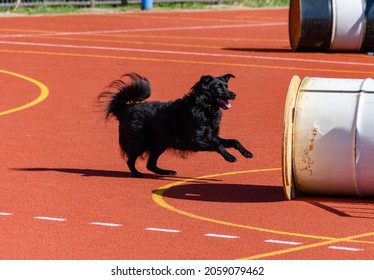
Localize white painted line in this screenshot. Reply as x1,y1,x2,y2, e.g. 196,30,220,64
204,233,239,239
265,239,302,246
0,23,286,38
90,222,122,227
145,227,181,233
34,216,66,222
0,212,13,216
0,40,373,68
328,246,363,252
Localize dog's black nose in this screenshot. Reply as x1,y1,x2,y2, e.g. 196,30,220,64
230,92,236,100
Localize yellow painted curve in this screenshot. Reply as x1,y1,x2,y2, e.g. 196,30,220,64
0,69,49,116
152,168,374,259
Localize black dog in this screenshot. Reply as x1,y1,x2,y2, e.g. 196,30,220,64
99,73,253,178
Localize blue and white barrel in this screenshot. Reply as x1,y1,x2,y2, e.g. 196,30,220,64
289,0,374,52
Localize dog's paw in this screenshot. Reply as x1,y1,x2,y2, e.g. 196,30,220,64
225,154,237,162
165,170,177,176
242,149,253,158
150,168,177,176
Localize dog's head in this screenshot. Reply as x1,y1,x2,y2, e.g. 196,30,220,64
191,74,236,110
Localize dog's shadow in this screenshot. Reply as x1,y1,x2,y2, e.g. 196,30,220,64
13,167,134,178
153,183,284,203
13,167,283,203
12,167,220,182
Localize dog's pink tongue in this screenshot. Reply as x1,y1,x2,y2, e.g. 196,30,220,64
223,99,231,109
219,98,231,109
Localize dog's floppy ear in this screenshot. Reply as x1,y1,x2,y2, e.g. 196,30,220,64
219,74,235,82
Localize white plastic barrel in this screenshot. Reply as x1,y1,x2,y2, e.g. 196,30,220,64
330,0,366,51
282,76,374,199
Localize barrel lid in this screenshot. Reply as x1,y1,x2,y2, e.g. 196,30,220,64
282,75,301,200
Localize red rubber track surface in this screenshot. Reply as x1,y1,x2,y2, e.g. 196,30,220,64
0,8,373,260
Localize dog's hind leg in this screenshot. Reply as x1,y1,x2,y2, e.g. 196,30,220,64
125,146,145,178
120,128,146,178
127,155,144,178
218,137,253,158
146,148,177,176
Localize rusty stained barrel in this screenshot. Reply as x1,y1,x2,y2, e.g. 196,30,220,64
282,76,374,200
289,0,374,52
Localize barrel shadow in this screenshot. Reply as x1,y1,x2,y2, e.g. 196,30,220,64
153,183,284,203
301,196,374,220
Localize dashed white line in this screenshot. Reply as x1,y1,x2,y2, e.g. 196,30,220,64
90,222,123,227
145,227,181,233
264,240,363,252
204,233,239,239
265,239,302,246
328,246,363,252
0,212,13,216
0,212,367,254
34,216,66,222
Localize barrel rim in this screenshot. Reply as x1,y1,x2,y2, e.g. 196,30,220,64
289,0,333,52
289,0,302,51
282,75,302,200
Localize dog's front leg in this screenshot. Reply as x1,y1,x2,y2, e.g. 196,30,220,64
215,142,237,162
196,139,237,162
218,137,253,158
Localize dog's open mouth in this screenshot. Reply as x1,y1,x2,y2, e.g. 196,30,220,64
217,98,231,110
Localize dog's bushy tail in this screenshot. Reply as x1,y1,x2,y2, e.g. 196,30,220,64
98,73,151,120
